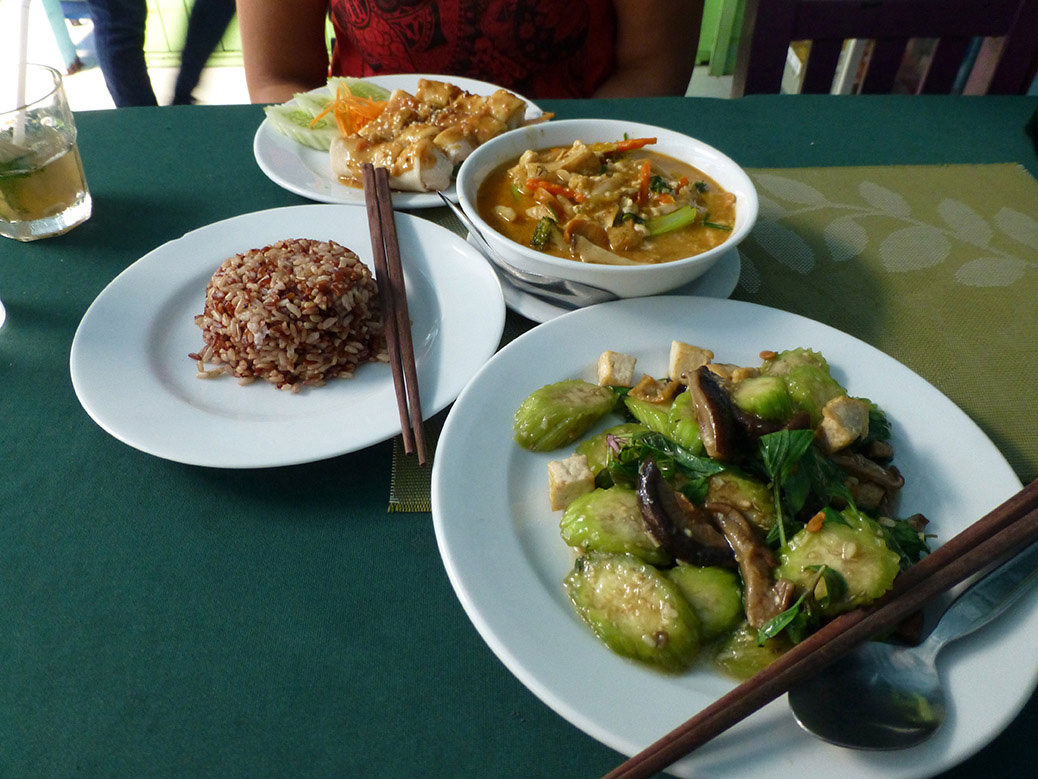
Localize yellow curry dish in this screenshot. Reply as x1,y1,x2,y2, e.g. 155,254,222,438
476,138,737,266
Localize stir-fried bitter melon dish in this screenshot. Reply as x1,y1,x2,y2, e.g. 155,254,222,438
477,138,736,265
512,343,932,678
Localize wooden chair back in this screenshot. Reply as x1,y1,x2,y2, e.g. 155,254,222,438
733,0,1038,95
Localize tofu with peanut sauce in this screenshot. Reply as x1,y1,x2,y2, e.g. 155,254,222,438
329,79,535,192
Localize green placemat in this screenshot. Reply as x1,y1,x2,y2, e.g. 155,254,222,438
737,163,1037,485
391,163,1038,511
386,202,529,511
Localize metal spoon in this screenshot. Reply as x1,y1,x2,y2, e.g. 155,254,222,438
788,539,1038,750
437,191,617,310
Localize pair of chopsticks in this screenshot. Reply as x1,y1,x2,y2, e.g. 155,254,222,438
362,163,428,465
604,478,1038,779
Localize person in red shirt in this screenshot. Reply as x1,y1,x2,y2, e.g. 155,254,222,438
238,0,702,103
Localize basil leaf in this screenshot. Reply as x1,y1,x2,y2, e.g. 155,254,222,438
805,564,847,607
679,479,711,506
758,429,815,547
800,445,857,508
879,517,932,568
757,590,809,644
758,429,815,483
866,403,892,444
821,506,850,527
636,432,726,480
782,463,811,516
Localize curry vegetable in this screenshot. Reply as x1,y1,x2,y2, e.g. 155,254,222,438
478,137,737,266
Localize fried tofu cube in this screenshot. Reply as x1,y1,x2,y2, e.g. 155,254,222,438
597,350,637,387
547,454,595,511
669,341,714,384
817,395,871,452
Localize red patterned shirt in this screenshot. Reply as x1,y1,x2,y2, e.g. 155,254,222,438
328,0,617,98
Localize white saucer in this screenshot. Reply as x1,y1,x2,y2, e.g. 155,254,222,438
500,247,742,322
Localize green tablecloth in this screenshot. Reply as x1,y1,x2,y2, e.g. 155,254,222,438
2,95,1036,778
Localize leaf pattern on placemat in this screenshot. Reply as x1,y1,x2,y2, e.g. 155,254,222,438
748,221,816,273
745,166,1037,290
858,181,912,217
938,198,994,246
753,174,828,206
955,257,1028,287
994,208,1038,251
879,225,951,272
738,251,763,293
823,217,868,262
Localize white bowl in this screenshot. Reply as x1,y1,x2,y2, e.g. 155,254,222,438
455,119,758,299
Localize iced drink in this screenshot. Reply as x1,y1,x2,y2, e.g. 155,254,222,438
1,64,91,241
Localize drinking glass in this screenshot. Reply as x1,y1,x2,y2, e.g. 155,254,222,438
0,63,92,241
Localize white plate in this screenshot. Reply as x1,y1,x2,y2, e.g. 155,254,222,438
70,204,505,468
431,296,1033,778
501,247,742,323
253,74,544,210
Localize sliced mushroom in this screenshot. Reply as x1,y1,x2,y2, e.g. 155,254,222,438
735,407,812,439
569,234,641,265
831,451,905,492
636,459,735,568
690,366,810,459
706,502,796,629
562,215,610,248
865,439,895,462
689,366,746,461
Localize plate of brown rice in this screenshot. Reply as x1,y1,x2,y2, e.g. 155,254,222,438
70,204,506,468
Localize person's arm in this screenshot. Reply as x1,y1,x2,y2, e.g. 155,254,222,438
237,0,331,103
593,0,703,97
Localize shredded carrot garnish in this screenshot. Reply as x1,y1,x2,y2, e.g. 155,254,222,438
615,136,657,152
310,84,387,137
526,178,585,202
589,137,658,155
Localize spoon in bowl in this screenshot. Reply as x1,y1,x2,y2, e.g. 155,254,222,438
437,191,617,310
787,539,1038,750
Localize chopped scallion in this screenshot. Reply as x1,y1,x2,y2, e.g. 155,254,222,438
646,205,699,236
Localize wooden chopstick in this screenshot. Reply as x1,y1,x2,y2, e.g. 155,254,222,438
604,478,1038,779
362,163,428,465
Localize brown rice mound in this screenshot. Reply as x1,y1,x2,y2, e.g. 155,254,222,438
191,238,387,391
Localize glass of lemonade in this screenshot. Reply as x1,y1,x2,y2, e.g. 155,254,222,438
0,63,92,241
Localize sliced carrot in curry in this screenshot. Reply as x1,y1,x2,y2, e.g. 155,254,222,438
526,178,585,202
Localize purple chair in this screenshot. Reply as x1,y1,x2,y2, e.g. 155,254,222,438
733,0,1038,95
